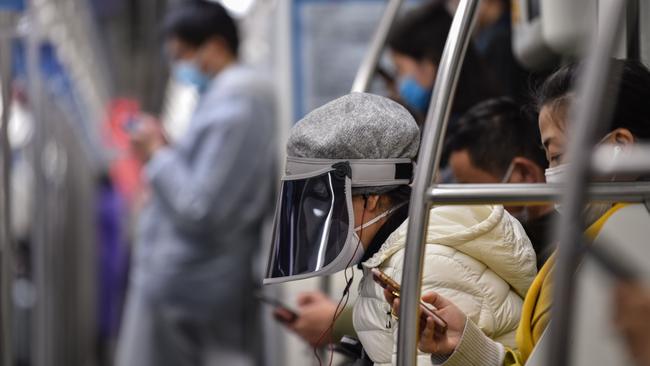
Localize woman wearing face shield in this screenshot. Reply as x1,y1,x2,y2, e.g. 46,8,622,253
264,93,537,365
399,59,650,366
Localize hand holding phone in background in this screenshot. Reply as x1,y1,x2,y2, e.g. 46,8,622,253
127,113,167,162
268,291,339,348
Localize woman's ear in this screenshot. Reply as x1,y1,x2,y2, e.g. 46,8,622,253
607,128,635,146
364,195,382,213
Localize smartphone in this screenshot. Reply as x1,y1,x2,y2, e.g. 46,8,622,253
371,268,448,333
255,293,299,323
122,116,141,134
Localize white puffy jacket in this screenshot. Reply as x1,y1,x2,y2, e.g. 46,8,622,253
352,205,537,365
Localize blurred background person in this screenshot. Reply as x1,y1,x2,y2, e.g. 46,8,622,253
387,2,502,123
445,97,554,268
116,2,276,366
448,0,532,100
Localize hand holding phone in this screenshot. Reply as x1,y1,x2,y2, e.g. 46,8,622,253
255,293,299,323
371,268,448,333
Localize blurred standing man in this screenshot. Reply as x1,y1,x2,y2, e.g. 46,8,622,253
116,2,276,366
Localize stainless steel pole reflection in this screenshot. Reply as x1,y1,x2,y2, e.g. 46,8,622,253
427,183,650,205
396,0,480,364
0,7,20,366
549,0,627,364
350,0,404,93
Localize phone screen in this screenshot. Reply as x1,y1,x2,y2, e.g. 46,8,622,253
255,293,299,323
370,269,448,333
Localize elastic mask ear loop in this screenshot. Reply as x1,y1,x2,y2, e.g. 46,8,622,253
354,200,408,232
610,145,622,182
501,162,516,184
314,196,366,366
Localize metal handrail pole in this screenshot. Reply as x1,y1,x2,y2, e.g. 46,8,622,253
350,0,404,93
427,182,650,205
396,0,480,364
0,9,18,366
25,3,49,364
549,0,627,364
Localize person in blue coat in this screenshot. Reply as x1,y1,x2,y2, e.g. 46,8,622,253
116,2,276,365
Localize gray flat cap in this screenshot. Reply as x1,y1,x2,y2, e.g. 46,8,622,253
287,92,420,194
288,93,420,160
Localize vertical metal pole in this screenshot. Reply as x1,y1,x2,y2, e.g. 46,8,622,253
396,0,479,365
0,10,17,366
350,0,404,93
549,0,627,365
25,1,47,364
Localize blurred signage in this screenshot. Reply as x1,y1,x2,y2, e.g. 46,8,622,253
0,0,24,11
291,0,386,120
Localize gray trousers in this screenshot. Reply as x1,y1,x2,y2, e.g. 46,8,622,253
115,288,253,366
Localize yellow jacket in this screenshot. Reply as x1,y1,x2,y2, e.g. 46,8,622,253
504,204,626,365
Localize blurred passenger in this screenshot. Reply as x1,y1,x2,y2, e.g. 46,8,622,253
387,2,502,122
265,93,536,365
445,98,554,268
397,59,650,366
274,291,353,348
116,2,276,366
449,0,531,100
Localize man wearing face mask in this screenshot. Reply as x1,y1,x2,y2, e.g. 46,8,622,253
116,2,276,366
446,98,555,269
386,2,501,123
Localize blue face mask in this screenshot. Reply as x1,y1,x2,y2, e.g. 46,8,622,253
398,77,432,114
173,61,211,93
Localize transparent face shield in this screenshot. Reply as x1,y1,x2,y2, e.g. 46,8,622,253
264,157,414,284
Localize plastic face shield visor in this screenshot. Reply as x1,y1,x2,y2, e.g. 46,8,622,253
264,157,414,284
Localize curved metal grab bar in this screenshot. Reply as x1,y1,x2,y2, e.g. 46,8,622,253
396,0,480,364
350,0,404,93
428,182,650,205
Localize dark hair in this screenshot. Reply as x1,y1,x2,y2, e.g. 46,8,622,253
387,3,502,114
163,0,239,55
445,97,548,176
536,59,650,140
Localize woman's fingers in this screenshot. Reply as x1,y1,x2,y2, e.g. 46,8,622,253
421,291,450,309
392,297,401,315
418,317,440,353
384,288,397,304
422,317,435,338
296,291,325,306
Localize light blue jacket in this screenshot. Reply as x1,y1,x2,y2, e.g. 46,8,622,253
132,64,276,340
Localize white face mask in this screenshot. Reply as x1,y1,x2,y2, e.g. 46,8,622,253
544,144,622,225
544,163,569,185
344,201,408,265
